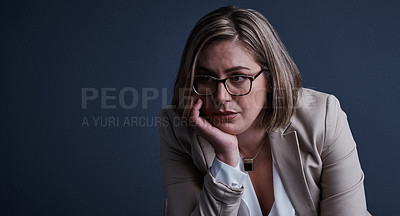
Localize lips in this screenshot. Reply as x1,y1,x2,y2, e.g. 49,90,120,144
212,111,238,121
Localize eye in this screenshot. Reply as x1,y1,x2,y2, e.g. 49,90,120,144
195,76,215,83
229,76,246,82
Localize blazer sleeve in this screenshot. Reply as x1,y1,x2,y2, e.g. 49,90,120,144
159,109,243,216
320,95,370,215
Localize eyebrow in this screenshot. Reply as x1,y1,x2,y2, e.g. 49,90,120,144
196,66,251,75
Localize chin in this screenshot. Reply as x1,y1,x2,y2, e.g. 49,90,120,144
214,123,245,135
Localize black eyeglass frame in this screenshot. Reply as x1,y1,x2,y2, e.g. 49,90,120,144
192,69,267,96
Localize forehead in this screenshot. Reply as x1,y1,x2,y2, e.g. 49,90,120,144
198,40,258,72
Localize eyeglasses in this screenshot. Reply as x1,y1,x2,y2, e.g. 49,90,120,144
193,69,266,96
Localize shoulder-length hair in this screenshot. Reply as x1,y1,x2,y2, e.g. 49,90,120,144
171,6,302,132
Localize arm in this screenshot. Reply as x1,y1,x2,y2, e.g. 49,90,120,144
320,95,370,215
159,109,244,216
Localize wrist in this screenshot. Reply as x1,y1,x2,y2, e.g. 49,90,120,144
215,148,240,167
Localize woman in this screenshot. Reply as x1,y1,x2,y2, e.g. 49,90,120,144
159,6,370,216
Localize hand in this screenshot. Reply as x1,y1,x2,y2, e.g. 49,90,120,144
188,95,239,167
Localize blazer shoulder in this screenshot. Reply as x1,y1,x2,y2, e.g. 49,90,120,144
294,88,343,123
290,88,346,152
293,88,330,125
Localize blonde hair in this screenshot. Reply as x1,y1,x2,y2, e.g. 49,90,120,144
171,6,302,132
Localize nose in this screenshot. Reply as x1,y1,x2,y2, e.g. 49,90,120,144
213,82,231,106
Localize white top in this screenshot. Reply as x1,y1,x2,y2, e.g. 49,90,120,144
211,154,297,216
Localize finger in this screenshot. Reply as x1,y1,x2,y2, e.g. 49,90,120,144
186,94,199,117
189,94,199,109
189,98,202,126
192,98,202,117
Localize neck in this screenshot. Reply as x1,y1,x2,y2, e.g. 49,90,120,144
237,125,266,157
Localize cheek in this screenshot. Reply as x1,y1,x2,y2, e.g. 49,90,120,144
254,89,267,108
240,89,267,110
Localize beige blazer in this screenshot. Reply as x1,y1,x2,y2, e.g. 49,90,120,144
159,88,370,216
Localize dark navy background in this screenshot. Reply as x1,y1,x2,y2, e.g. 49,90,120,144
2,0,399,215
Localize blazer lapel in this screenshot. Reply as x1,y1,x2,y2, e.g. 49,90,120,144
269,125,317,216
